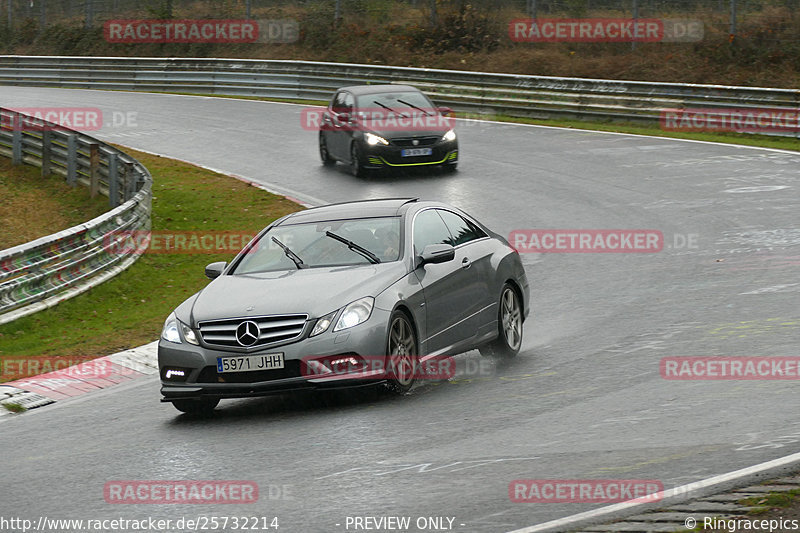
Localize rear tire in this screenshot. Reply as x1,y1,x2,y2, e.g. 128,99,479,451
172,398,219,415
384,311,418,395
479,283,523,359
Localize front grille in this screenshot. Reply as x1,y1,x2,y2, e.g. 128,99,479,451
197,361,303,384
391,136,440,147
198,314,308,348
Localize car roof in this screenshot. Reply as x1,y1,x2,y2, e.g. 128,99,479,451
278,198,419,224
336,84,422,97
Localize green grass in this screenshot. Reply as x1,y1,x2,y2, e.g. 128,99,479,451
489,114,800,153
741,489,800,515
0,157,109,250
0,148,301,375
1,402,27,413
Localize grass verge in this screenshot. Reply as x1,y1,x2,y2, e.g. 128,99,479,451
1,402,26,413
741,489,800,515
0,147,301,379
0,157,109,250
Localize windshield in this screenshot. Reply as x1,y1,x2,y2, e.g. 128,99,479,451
232,217,401,274
356,91,435,118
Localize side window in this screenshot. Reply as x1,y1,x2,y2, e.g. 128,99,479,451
413,210,453,255
332,92,349,114
343,92,354,113
437,210,487,246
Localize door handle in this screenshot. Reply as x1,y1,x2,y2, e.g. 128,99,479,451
461,257,471,269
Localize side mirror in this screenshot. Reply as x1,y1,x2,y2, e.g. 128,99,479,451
438,106,455,117
418,244,455,267
205,261,227,280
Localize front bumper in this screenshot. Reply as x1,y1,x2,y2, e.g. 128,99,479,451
159,309,390,402
362,140,458,169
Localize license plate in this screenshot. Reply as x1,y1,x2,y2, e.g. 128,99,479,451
401,148,433,157
217,353,284,373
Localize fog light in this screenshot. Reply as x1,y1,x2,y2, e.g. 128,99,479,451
330,356,361,373
162,367,190,382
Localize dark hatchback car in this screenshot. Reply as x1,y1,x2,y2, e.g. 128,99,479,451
158,198,529,414
318,85,458,177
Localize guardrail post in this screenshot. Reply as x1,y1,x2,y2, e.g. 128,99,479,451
84,0,93,29
89,142,100,198
38,0,45,32
41,129,52,177
108,152,119,207
66,134,77,186
11,122,22,165
527,0,537,19
122,161,134,201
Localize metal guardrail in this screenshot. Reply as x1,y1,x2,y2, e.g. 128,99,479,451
0,55,798,135
0,107,152,325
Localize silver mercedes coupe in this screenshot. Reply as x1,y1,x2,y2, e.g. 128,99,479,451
158,198,529,414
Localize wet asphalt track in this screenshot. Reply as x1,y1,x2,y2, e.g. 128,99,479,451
0,87,799,532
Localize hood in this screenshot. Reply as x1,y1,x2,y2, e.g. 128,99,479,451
357,116,452,140
187,262,408,324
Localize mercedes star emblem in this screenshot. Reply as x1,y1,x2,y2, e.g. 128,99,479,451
236,320,260,346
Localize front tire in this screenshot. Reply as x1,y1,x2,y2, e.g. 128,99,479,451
350,143,367,178
384,311,418,394
479,283,523,359
171,398,219,415
319,133,335,166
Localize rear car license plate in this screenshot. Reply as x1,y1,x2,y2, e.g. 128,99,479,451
217,353,284,373
401,148,433,157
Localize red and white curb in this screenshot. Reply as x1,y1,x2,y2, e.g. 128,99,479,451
0,341,158,416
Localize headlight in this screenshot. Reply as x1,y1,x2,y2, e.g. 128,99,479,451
161,313,181,344
310,310,337,337
161,312,199,345
181,322,199,345
365,132,389,146
442,129,456,142
334,297,374,332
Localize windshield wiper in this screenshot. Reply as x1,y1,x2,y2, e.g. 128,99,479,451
325,231,381,264
271,236,306,269
372,100,409,119
397,98,432,116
